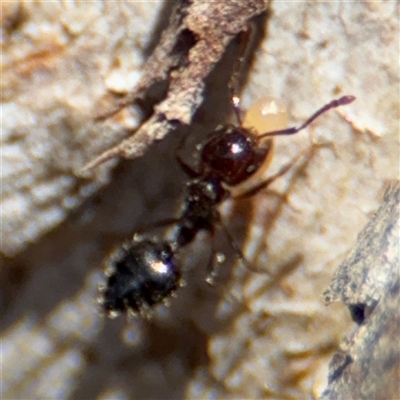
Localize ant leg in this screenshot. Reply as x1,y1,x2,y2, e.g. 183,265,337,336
257,95,356,139
134,217,181,237
218,220,272,274
205,245,226,286
174,134,201,178
218,220,255,271
175,152,200,178
229,24,254,126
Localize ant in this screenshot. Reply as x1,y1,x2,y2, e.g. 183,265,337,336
98,34,355,318
99,91,355,318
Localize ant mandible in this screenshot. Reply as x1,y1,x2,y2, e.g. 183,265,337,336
99,32,355,318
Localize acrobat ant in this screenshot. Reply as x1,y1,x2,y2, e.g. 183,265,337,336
98,31,355,318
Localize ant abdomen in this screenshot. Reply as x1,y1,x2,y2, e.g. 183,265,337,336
200,124,272,186
101,239,181,317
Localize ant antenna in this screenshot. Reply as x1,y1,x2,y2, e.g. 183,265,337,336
229,25,255,126
258,95,356,139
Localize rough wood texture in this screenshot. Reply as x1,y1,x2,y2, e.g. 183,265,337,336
85,0,267,169
322,181,400,400
1,2,165,256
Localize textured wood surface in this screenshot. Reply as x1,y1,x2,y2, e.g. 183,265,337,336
2,2,398,399
322,181,400,400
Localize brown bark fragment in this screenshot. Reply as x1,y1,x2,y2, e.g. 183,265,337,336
322,181,400,400
85,0,267,170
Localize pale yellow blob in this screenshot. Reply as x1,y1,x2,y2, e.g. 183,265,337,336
243,96,288,134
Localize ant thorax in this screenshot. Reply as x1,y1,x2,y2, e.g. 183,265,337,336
176,177,227,247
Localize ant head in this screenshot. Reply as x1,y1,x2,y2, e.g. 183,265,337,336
101,239,181,317
200,124,272,186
